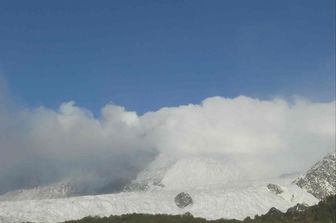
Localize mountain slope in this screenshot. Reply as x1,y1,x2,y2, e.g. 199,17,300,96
60,195,336,223
156,157,242,190
0,181,77,202
0,155,319,223
295,152,336,199
125,154,176,191
126,155,247,191
0,179,318,223
1,152,335,223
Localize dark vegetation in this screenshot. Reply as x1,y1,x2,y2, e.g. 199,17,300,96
62,195,335,223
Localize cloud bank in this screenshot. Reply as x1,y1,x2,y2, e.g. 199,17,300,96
0,81,334,194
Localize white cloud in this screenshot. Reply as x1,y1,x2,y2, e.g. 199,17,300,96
0,87,334,193
140,96,334,177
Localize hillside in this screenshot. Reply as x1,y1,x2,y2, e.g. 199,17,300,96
295,152,336,199
62,195,336,223
0,153,334,223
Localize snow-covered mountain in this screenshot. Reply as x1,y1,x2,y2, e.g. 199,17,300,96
0,181,78,202
0,174,318,223
127,155,244,191
294,151,336,199
0,153,326,223
125,154,176,191
0,176,128,202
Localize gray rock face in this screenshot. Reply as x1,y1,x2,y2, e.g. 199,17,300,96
267,183,284,195
266,207,283,217
286,203,309,214
295,152,336,199
174,192,193,208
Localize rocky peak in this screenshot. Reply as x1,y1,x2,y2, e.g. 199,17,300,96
294,152,336,199
266,207,283,217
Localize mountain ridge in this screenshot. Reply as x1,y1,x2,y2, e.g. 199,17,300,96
294,152,336,199
0,152,334,223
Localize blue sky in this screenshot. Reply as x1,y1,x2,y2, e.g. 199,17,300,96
0,0,335,114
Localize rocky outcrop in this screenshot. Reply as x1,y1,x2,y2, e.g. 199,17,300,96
265,207,283,218
295,152,336,199
174,192,193,208
286,203,309,214
267,183,283,195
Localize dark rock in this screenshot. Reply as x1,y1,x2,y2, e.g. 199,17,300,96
174,192,193,208
243,216,253,222
294,152,336,199
286,203,309,214
182,212,193,217
267,183,284,195
266,207,283,216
